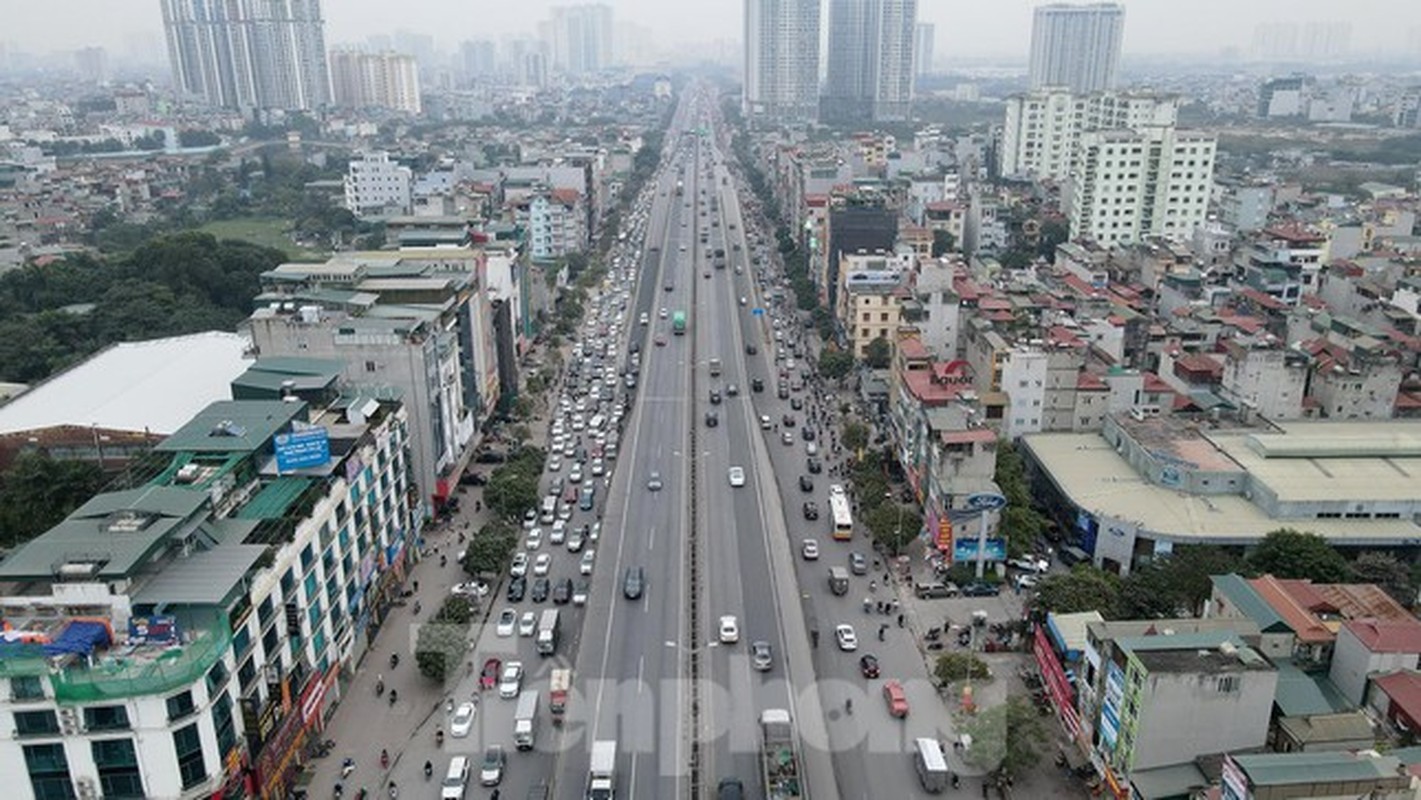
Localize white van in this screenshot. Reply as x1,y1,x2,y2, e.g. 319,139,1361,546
441,755,470,799
913,738,950,793
540,495,557,523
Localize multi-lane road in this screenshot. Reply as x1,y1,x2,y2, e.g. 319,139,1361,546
414,87,957,800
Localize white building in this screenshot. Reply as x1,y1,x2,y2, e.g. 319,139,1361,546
1028,2,1124,93
1000,88,1179,182
1000,346,1049,439
1067,127,1217,246
1219,341,1310,420
344,151,412,219
743,0,821,125
539,3,614,76
914,22,934,78
329,50,422,114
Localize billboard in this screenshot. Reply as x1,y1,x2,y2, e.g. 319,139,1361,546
275,427,331,472
936,518,953,553
952,537,1007,563
129,615,180,645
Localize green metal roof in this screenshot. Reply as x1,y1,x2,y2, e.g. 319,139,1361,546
156,400,305,454
236,477,314,521
1211,574,1291,633
0,486,208,580
1272,660,1355,716
1232,751,1401,786
231,357,343,397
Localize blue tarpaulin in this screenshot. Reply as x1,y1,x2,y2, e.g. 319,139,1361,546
42,621,112,657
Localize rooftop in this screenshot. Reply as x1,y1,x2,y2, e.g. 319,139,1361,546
1231,751,1406,788
0,332,251,437
1344,619,1421,654
157,400,306,455
1119,632,1272,674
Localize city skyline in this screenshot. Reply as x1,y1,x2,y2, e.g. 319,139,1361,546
4,0,1420,63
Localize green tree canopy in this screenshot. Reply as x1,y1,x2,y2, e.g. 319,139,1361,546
866,503,920,554
862,337,892,369
1246,529,1353,583
842,421,870,452
1031,565,1122,618
462,520,519,577
0,453,106,547
931,229,956,257
935,652,990,684
818,349,854,381
959,695,1051,779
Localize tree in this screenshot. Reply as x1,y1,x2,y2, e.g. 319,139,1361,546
818,349,854,382
862,337,892,369
415,596,475,681
958,696,1051,779
935,652,990,684
1119,561,1185,619
1246,529,1353,583
1352,552,1415,607
461,521,519,576
0,453,106,547
931,229,957,257
842,421,870,452
866,503,920,554
1160,545,1242,615
1031,565,1122,618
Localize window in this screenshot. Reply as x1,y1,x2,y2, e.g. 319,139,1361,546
165,690,196,722
11,674,45,701
205,661,229,697
15,710,60,737
172,722,207,790
83,706,130,732
23,743,73,800
1217,675,1239,693
212,693,238,755
92,738,143,798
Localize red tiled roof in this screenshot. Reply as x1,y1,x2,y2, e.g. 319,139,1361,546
940,428,996,445
1345,619,1421,654
1061,274,1104,297
1263,224,1327,245
1250,575,1335,643
1175,354,1223,378
1142,373,1174,394
1238,286,1287,311
902,369,968,406
549,188,581,205
896,337,929,360
1077,372,1108,391
979,297,1013,311
1373,671,1421,729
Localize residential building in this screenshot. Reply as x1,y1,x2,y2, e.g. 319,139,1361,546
900,258,962,357
1216,178,1276,234
513,188,589,260
540,4,614,76
821,0,918,123
914,22,934,78
1330,619,1421,706
1258,76,1308,118
1394,86,1421,128
1027,2,1125,93
249,251,500,512
999,88,1178,182
343,152,412,219
0,387,413,800
743,0,821,125
1219,339,1310,420
328,50,422,114
1240,225,1329,303
1222,751,1414,800
827,203,898,315
160,0,331,110
839,255,906,358
1302,338,1404,420
1068,127,1217,246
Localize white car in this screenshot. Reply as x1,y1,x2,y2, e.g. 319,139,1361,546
499,661,524,699
523,509,538,530
801,539,820,560
451,581,489,599
510,552,529,578
533,553,552,577
550,520,567,544
1009,556,1050,574
581,549,597,575
449,702,477,738
495,608,517,637
728,466,746,487
719,615,740,644
518,611,537,637
526,528,543,550
590,458,605,477
647,471,663,491
547,455,562,472
569,464,584,483
835,624,859,652
573,581,589,606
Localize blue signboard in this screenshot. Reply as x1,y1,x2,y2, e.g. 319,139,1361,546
965,492,1007,512
752,308,764,316
275,427,331,472
129,615,180,645
952,537,1008,563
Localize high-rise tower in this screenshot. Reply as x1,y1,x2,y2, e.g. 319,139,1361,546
743,0,822,126
1027,2,1124,93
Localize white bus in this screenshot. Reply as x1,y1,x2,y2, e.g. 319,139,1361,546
829,484,853,541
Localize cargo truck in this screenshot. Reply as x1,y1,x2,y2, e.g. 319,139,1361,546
513,690,539,751
587,739,617,800
537,609,561,656
760,709,805,800
550,669,571,726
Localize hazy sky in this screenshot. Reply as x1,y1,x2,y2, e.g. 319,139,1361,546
5,0,1418,59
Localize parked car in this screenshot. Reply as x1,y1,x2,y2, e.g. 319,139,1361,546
961,582,1001,597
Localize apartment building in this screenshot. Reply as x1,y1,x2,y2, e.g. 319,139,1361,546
1000,88,1178,182
328,50,422,114
343,151,412,219
1068,127,1217,246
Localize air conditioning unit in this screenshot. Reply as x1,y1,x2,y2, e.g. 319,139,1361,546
58,707,81,736
75,776,97,800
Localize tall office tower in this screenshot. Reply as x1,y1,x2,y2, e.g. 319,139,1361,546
914,22,935,78
542,4,614,76
461,39,498,82
744,0,821,126
160,0,330,110
74,46,109,84
329,51,422,114
1028,2,1124,92
822,0,917,123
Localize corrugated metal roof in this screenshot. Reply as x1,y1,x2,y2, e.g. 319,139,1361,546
1232,751,1400,787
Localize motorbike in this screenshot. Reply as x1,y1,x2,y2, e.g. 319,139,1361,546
423,761,433,780
390,653,399,669
379,750,389,769
375,681,384,697
341,758,355,779
435,729,444,747
388,690,398,706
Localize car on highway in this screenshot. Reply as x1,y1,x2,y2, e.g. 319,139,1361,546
568,463,583,483
835,624,859,652
803,501,820,520
479,658,501,691
495,609,517,637
726,383,739,397
859,653,881,678
581,549,596,575
479,745,505,786
882,680,910,718
655,333,667,346
499,661,524,699
506,577,526,602
751,376,763,390
781,414,796,427
519,611,537,637
573,579,590,606
708,389,722,404
781,431,794,445
660,308,669,319
450,702,477,738
728,466,746,487
961,581,1001,597
579,486,595,511
719,615,740,644
798,475,813,492
526,528,543,550
523,509,538,530
705,411,719,427
746,344,758,356
802,427,816,441
807,456,822,474
567,527,586,552
624,566,646,600
549,520,567,545
717,778,746,800
760,414,772,430
531,577,551,603
553,578,574,605
532,553,552,577
647,471,663,491
751,641,773,672
801,539,819,560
